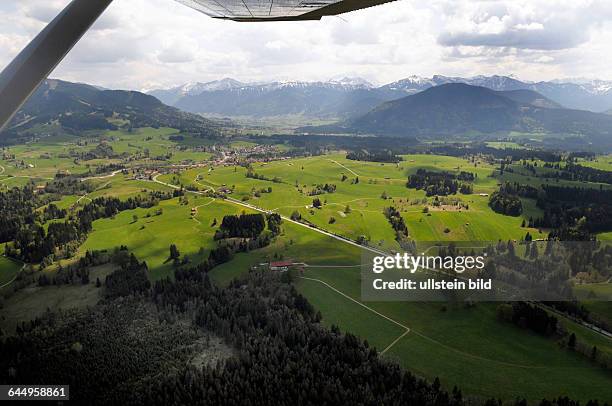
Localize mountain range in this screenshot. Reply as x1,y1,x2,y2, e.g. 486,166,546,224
4,77,612,151
149,77,380,119
148,75,612,119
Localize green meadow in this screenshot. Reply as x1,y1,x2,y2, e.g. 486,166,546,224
0,256,22,287
295,264,612,402
2,133,611,402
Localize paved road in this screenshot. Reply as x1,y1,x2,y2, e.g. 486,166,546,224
81,169,123,181
151,173,612,341
152,173,389,256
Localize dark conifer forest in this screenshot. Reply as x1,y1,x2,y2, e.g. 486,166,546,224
0,263,601,406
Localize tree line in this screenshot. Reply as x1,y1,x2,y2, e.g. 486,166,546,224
346,149,402,163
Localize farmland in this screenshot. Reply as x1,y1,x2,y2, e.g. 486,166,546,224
1,129,611,402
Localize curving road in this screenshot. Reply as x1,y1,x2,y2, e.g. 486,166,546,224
151,172,612,341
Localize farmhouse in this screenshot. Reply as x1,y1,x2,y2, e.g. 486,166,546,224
269,261,293,272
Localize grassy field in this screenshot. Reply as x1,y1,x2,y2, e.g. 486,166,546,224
0,264,115,333
294,264,612,402
160,153,544,247
80,196,248,280
0,127,212,185
579,155,612,171
3,133,612,402
0,256,22,287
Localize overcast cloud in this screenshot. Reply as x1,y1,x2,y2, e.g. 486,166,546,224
1,0,612,90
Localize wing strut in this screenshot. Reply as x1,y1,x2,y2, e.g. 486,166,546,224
0,0,114,131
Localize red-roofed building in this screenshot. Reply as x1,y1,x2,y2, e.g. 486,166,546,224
269,261,293,272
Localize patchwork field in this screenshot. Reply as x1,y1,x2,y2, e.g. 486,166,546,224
1,133,611,402
160,153,545,248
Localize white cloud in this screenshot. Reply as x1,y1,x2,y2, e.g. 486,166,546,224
1,0,612,90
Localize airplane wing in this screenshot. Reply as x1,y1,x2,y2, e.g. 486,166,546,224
0,0,397,131
175,0,396,21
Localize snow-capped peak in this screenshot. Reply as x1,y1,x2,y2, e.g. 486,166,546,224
328,77,374,89
179,78,245,95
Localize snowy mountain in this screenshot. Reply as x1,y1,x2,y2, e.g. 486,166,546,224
148,75,612,118
149,77,379,118
149,78,246,105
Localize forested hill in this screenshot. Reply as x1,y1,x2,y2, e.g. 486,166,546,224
2,79,220,140
347,83,612,138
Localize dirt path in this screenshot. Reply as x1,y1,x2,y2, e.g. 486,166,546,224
191,198,216,225
298,275,410,354
328,159,360,177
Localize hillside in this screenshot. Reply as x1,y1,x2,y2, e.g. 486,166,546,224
2,79,220,141
379,75,612,112
345,84,612,141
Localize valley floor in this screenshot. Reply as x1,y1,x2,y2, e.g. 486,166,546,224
1,129,611,402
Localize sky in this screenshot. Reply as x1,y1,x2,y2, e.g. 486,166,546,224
1,0,612,91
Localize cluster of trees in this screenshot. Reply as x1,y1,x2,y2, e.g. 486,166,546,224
73,142,117,161
209,214,282,263
216,213,267,239
10,219,83,263
383,206,409,237
77,195,161,234
459,184,473,194
489,191,523,216
346,149,402,163
252,186,273,197
246,169,283,183
92,163,125,175
488,182,542,216
104,253,151,298
44,175,95,195
383,206,410,248
407,169,474,196
499,182,540,199
41,203,67,222
309,183,336,195
266,213,282,235
456,171,475,181
497,302,558,336
489,180,612,239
